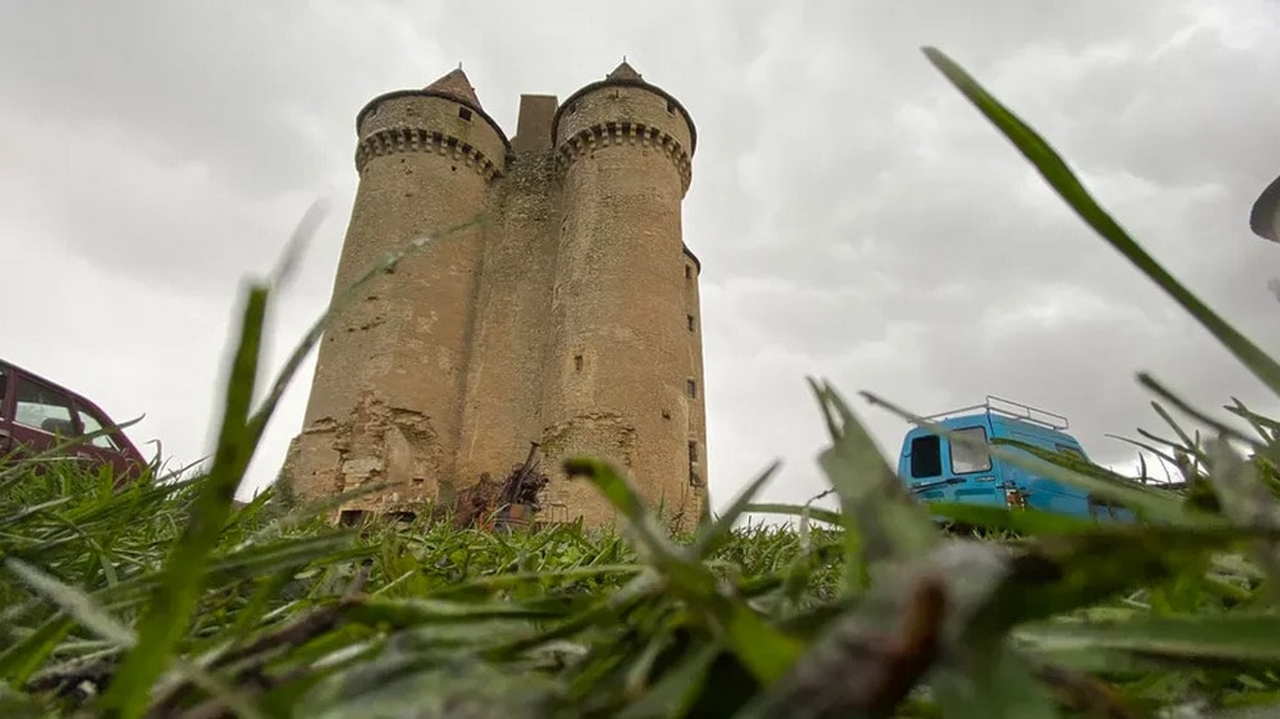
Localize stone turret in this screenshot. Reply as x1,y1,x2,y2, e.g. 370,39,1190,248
284,61,707,529
537,61,704,526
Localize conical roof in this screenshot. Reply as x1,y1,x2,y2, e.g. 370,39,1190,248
606,60,643,82
424,67,482,109
552,58,698,153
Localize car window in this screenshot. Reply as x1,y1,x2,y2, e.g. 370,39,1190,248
76,407,120,450
910,435,941,478
15,378,75,435
950,426,992,473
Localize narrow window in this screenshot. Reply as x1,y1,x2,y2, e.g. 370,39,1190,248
688,440,700,486
686,379,696,398
687,314,695,332
458,107,473,121
685,265,692,279
909,435,942,478
666,100,676,114
568,102,578,115
950,427,992,474
574,355,584,372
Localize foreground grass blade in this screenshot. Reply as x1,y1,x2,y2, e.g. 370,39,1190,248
692,461,780,558
1017,615,1280,662
101,284,267,718
922,46,1280,399
5,559,134,649
809,379,937,593
740,503,842,527
565,458,804,684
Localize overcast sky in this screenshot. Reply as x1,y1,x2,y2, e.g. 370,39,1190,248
3,1,1279,511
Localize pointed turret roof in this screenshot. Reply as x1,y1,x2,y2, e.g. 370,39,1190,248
356,65,511,153
606,60,643,82
424,67,483,109
552,58,698,154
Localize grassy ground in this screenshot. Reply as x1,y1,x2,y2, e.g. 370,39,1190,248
4,48,1280,718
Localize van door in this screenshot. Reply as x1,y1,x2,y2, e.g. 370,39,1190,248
10,372,78,460
946,426,1003,505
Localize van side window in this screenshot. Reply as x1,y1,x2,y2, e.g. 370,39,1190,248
76,407,120,450
910,435,941,478
15,378,75,435
950,426,992,473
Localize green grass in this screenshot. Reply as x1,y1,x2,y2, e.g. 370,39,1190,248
4,47,1280,717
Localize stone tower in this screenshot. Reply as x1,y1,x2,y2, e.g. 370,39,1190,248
284,61,707,530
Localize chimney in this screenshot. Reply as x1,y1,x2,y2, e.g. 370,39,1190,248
513,94,558,153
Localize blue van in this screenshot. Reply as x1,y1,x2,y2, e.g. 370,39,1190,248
896,396,1130,520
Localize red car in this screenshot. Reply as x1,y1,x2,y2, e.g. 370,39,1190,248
0,359,148,479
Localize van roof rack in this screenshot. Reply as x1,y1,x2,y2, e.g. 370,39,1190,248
920,395,1069,431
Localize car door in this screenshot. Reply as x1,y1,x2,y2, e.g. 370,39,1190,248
10,370,79,460
73,401,136,478
0,365,13,458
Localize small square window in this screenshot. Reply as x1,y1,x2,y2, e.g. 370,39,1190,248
687,314,695,332
686,379,696,398
458,107,473,121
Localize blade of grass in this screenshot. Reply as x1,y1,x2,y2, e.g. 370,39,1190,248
1017,615,1280,662
4,559,134,648
692,461,780,558
101,283,267,718
741,503,842,526
922,46,1280,399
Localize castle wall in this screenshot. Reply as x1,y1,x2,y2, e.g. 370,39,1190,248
289,93,504,513
537,84,702,530
457,97,561,489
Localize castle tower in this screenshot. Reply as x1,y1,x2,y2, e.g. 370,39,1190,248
283,61,707,529
536,61,705,526
285,68,508,516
